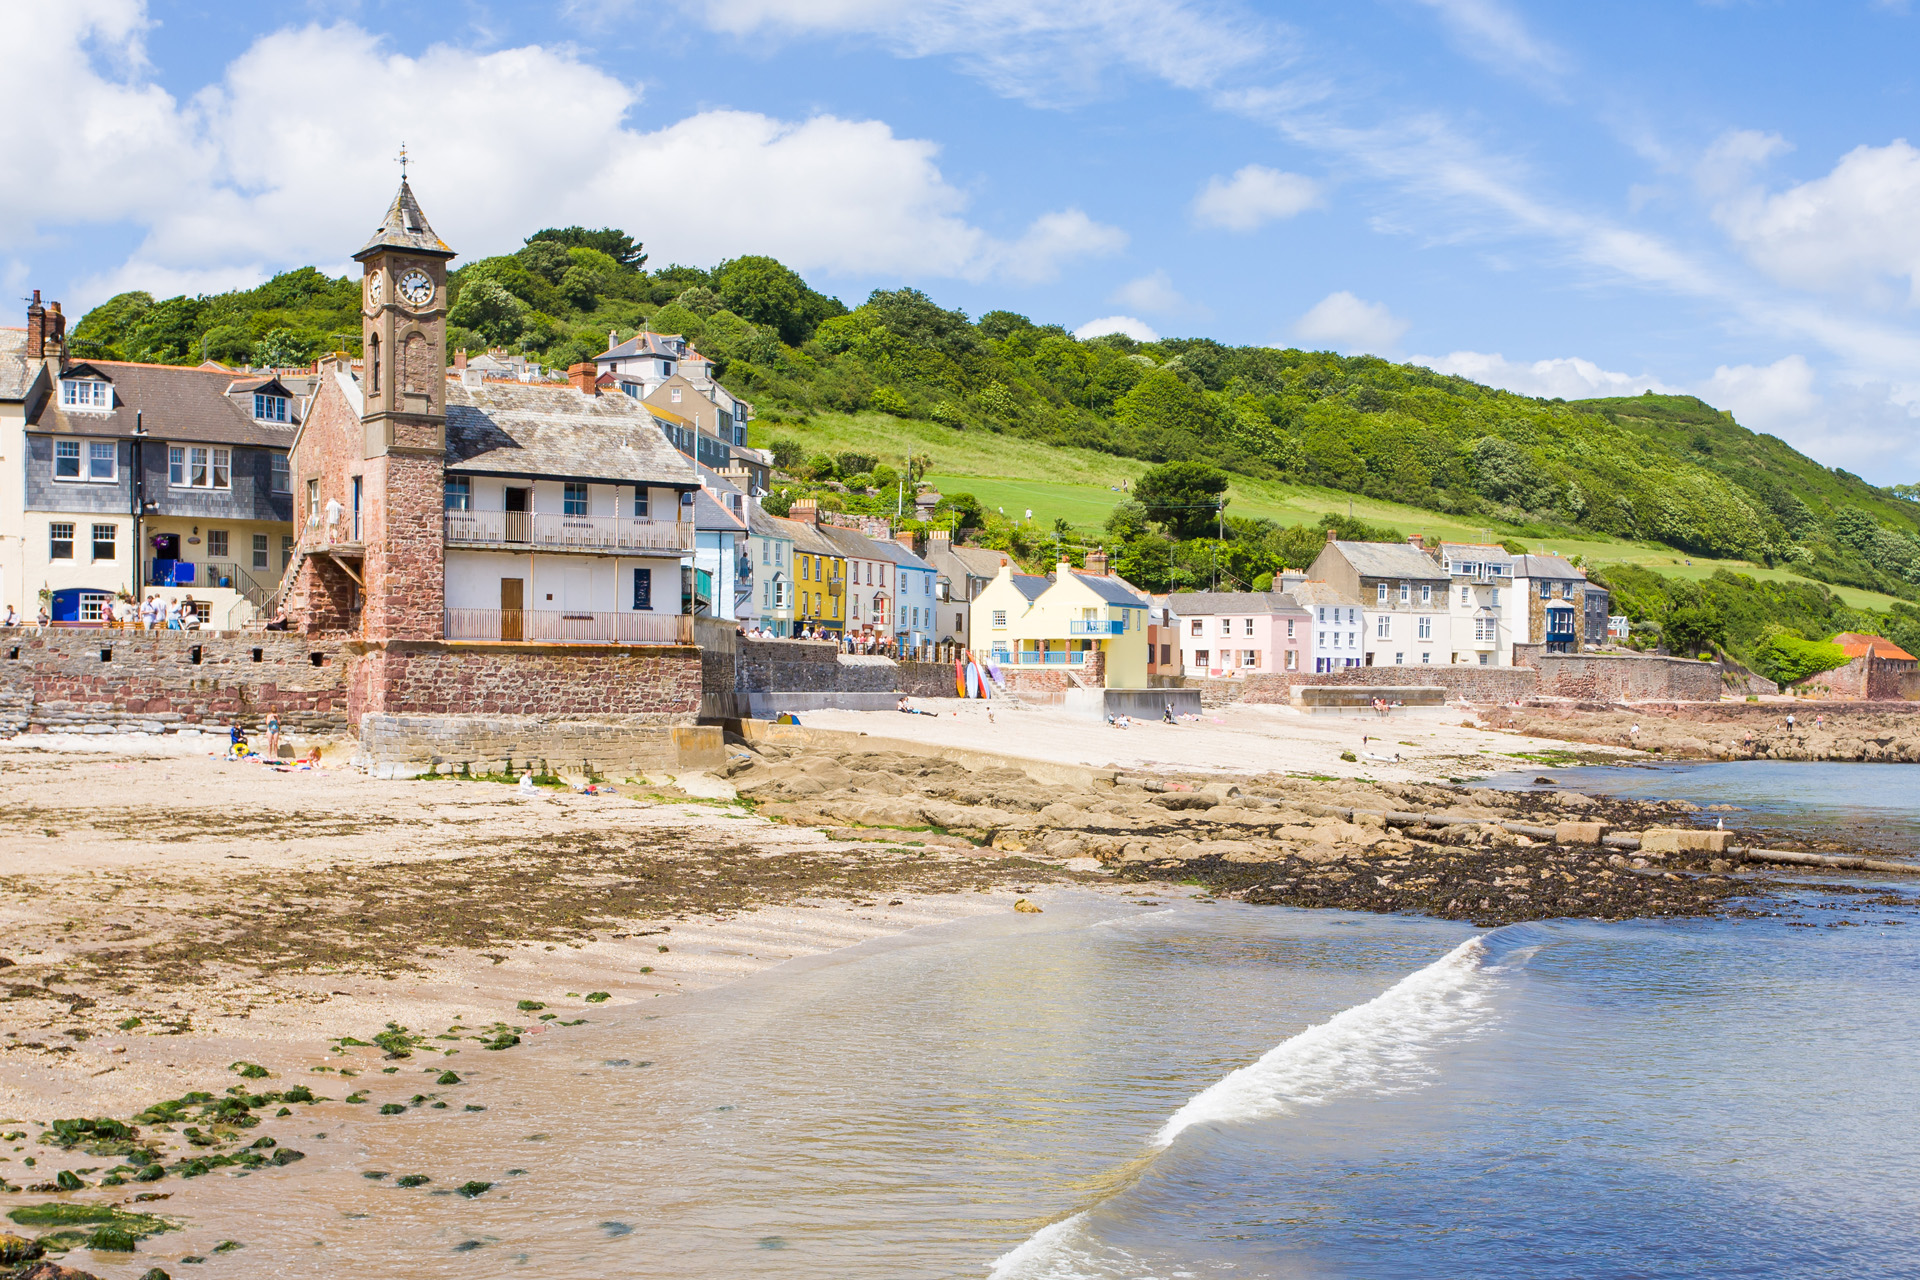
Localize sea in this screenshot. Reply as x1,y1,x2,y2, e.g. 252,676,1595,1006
125,765,1920,1279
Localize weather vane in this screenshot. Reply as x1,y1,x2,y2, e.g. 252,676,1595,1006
397,142,408,180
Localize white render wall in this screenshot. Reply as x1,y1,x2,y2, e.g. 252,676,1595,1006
443,549,683,614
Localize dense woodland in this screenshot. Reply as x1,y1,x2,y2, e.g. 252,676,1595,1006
67,226,1920,670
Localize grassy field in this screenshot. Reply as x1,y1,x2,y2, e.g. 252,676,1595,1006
755,411,1906,611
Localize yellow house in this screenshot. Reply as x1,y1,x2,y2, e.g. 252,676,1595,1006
971,558,1151,687
777,501,846,636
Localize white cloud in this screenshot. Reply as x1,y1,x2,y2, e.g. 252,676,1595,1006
1191,165,1323,231
1074,315,1159,342
1700,357,1920,483
1706,135,1920,305
1108,269,1203,316
1292,291,1408,353
14,8,1125,309
696,0,1276,104
1413,350,1674,400
983,208,1128,284
1407,0,1568,77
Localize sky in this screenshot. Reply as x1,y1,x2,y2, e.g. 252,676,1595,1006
7,0,1920,483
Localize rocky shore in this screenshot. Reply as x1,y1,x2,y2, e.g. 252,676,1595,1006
1488,702,1920,762
723,743,1892,926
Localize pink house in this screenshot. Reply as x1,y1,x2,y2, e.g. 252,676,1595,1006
1167,590,1311,677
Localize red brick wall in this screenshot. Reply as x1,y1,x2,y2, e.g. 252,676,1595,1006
2,631,349,734
347,642,702,723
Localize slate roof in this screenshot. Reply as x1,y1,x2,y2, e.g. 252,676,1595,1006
1164,590,1305,616
0,328,36,401
691,487,744,532
356,180,454,259
746,502,791,540
1329,540,1447,581
817,524,893,565
866,534,935,575
26,360,298,447
1069,572,1147,607
925,543,1006,587
769,514,843,559
598,331,685,362
1285,580,1363,609
1009,573,1050,602
1438,542,1515,572
1511,554,1583,580
444,379,699,487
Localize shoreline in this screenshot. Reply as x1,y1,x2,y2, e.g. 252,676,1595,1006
2,711,1914,1275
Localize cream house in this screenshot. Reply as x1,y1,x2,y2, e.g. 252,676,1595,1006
971,558,1151,687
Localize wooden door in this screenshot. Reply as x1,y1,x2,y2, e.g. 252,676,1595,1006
500,577,524,642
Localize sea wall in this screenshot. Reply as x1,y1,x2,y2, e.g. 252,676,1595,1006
0,629,350,735
1188,652,1718,707
355,713,723,780
347,641,704,723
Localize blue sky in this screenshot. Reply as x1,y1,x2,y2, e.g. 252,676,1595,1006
9,0,1920,481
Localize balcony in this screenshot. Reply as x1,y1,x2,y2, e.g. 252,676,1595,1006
993,648,1089,665
443,510,695,555
444,609,693,645
1069,619,1125,635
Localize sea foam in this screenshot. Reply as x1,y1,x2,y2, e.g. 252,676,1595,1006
988,934,1504,1279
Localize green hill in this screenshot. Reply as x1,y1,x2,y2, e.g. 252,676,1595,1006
70,229,1920,609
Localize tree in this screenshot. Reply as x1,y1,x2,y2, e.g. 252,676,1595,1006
1105,499,1149,541
447,280,529,346
767,437,806,471
1134,461,1228,540
714,255,844,346
526,226,646,271
253,328,309,368
1750,628,1849,688
934,492,985,530
1113,369,1214,459
1661,605,1725,657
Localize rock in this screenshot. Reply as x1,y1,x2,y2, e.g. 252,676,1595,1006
990,830,1031,852
1551,791,1596,809
1063,857,1102,873
1012,899,1043,914
139,1270,172,1280
1199,782,1242,801
1640,828,1731,854
1554,821,1608,844
17,1265,104,1280
1607,854,1630,869
1708,859,1732,873
0,1233,44,1265
1296,844,1345,866
456,1180,494,1198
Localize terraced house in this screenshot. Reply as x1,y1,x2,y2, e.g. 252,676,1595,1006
2,291,296,626
1309,535,1450,668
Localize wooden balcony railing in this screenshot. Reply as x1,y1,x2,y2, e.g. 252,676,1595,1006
444,609,693,645
443,510,695,554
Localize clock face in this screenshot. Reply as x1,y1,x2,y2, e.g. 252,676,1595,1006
365,270,383,305
398,269,434,308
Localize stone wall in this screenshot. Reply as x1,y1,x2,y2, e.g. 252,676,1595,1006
1822,655,1920,701
356,713,721,780
347,641,703,722
1535,653,1720,702
0,630,350,735
1188,652,1717,706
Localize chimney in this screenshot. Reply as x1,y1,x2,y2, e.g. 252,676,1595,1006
790,497,819,524
25,290,45,359
1086,548,1109,576
454,348,467,371
567,362,598,396
1056,556,1073,580
1408,535,1423,549
929,529,951,545
1325,527,1337,544
608,328,618,351
1280,570,1306,592
895,530,917,554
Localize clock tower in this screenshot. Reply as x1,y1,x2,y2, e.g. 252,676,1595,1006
348,176,457,642
354,178,455,458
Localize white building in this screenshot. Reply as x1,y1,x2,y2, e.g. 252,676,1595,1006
1436,542,1515,665
1283,577,1365,673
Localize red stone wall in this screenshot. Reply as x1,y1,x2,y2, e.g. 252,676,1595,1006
2,631,349,734
1190,652,1718,706
347,642,702,724
278,554,358,636
1820,656,1920,701
360,452,445,642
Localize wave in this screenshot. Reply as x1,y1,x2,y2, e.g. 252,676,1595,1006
987,932,1515,1279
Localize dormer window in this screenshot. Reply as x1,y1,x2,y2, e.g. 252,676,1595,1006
254,393,289,422
60,379,111,411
